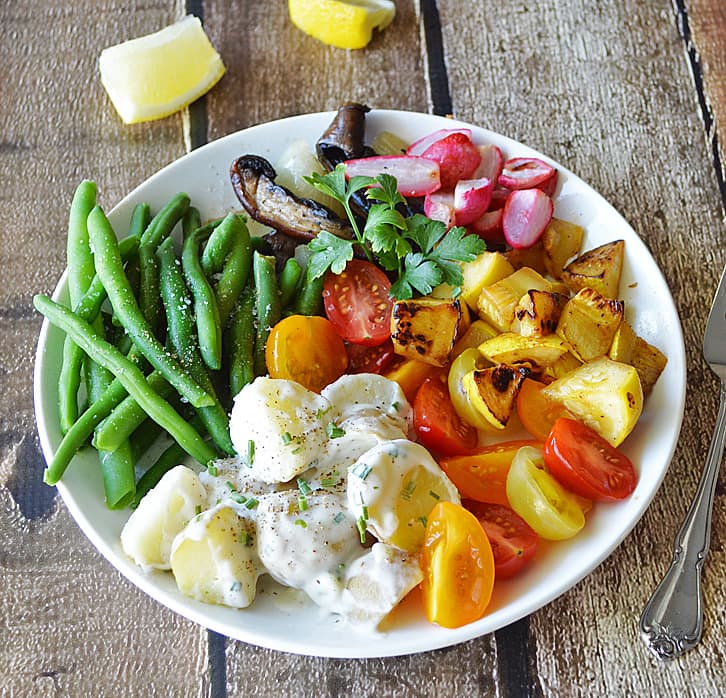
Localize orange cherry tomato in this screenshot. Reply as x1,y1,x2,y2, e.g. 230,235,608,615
420,501,495,628
439,440,542,505
516,378,571,441
265,315,348,392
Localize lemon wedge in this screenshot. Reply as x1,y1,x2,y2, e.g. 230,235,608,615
288,0,395,50
99,15,225,124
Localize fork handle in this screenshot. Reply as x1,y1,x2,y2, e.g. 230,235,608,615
639,380,726,660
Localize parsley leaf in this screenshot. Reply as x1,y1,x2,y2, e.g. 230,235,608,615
306,231,354,280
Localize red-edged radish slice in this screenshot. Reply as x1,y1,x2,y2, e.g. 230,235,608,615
424,190,456,228
421,133,482,188
406,128,473,156
344,155,441,197
536,170,559,197
470,209,504,242
488,187,511,211
498,157,556,190
453,177,492,226
502,189,553,249
472,144,504,182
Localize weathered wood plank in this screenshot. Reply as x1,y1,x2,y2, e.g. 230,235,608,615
439,0,726,695
0,2,212,695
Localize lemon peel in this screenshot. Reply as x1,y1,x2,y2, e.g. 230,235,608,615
99,15,225,124
288,0,395,50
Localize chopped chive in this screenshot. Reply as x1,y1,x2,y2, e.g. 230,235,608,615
231,493,247,505
295,519,307,528
298,495,308,511
297,478,312,495
401,479,416,501
392,401,400,412
316,406,332,420
335,562,345,581
429,490,440,500
239,531,250,546
207,464,219,477
230,581,242,592
326,422,345,439
281,431,293,445
333,511,345,524
194,505,202,515
356,516,367,543
321,471,340,488
245,439,255,466
419,515,428,527
226,481,237,492
292,446,302,454
351,463,372,480
244,498,259,509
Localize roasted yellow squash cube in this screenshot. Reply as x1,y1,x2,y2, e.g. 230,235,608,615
542,218,585,279
556,287,624,361
631,336,668,395
390,297,469,367
459,251,515,310
562,240,625,298
511,289,568,337
504,242,548,276
451,319,499,359
608,319,638,363
462,364,530,429
478,332,570,369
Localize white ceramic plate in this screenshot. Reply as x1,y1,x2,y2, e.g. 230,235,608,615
34,110,686,658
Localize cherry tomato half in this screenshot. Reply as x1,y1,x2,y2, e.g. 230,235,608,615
506,445,587,541
439,440,542,506
265,315,348,392
465,501,539,579
516,378,571,442
420,501,495,628
322,259,393,346
345,338,395,374
413,376,478,456
544,418,637,501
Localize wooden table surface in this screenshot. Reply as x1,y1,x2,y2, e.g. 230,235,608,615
2,1,725,696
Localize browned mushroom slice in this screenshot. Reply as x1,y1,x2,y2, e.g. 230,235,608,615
230,155,353,242
316,102,370,170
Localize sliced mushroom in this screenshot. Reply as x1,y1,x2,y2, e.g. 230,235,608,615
230,155,353,242
316,102,370,170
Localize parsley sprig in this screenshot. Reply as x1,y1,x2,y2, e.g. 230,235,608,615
304,166,486,300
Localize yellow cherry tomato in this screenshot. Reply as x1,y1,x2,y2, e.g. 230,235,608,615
265,315,348,392
505,446,587,540
420,501,495,629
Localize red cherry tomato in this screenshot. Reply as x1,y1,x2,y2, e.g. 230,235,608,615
543,418,637,501
465,501,539,579
413,376,478,456
322,259,393,346
345,338,395,374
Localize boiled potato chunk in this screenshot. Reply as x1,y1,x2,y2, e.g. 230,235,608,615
391,296,469,366
451,318,499,359
556,287,624,361
347,439,460,552
542,218,585,279
477,332,570,368
170,506,260,608
462,364,530,429
511,290,568,337
542,357,643,446
544,350,583,380
477,267,569,332
562,240,625,298
120,465,206,570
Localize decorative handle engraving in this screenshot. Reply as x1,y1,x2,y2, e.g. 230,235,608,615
639,380,726,660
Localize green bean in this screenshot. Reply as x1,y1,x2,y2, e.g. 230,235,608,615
87,206,213,408
228,284,256,399
182,206,202,240
34,294,217,466
138,245,162,332
250,235,274,255
131,416,205,509
182,227,222,371
213,219,252,325
129,202,152,239
252,251,282,377
200,213,242,275
293,265,325,316
93,371,173,452
58,181,97,433
139,193,190,249
279,257,303,308
129,417,165,461
158,237,234,454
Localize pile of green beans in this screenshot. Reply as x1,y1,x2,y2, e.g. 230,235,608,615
34,181,325,510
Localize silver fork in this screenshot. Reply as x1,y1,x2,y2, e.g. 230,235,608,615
639,264,726,660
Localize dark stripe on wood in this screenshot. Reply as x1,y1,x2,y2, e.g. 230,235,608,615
207,630,227,698
420,0,453,116
186,0,209,151
673,0,726,210
495,618,537,698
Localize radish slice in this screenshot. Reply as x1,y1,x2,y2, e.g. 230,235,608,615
421,133,482,189
488,186,511,211
406,128,473,157
498,157,556,190
537,170,559,197
472,144,503,182
424,190,456,228
344,155,441,197
470,208,504,241
502,189,553,249
453,177,492,226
